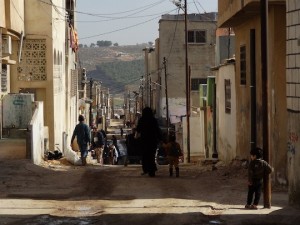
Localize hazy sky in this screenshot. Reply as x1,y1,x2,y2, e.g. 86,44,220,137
76,0,218,46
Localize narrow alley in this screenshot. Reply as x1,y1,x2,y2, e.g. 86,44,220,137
0,158,298,225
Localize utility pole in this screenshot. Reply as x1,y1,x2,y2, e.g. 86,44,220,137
184,0,191,163
140,76,144,110
89,78,93,127
163,57,170,137
260,0,271,208
149,76,152,108
135,93,138,118
123,93,126,127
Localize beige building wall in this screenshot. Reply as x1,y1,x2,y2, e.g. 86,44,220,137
9,0,77,151
286,0,300,207
216,63,237,164
182,116,204,161
158,14,216,119
0,0,5,27
218,1,287,185
2,0,25,34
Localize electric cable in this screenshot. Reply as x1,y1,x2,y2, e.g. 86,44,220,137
75,9,177,23
79,14,169,40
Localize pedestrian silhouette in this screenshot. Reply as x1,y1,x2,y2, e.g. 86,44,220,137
136,107,162,177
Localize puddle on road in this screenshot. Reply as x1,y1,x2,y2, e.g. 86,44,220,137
209,220,222,224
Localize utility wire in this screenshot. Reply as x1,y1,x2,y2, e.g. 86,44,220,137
75,9,177,23
193,0,201,14
77,0,168,16
11,0,24,22
195,0,207,13
39,0,167,17
165,8,180,61
79,12,176,40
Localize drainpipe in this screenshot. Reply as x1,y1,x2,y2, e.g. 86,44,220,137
212,81,217,158
250,29,257,151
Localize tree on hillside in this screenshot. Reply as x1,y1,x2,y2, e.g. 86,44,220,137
113,43,119,47
90,43,96,48
79,44,83,48
97,40,112,47
96,59,144,87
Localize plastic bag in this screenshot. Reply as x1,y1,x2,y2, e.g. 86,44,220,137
65,147,81,165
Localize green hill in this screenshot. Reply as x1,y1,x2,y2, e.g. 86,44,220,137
78,45,147,94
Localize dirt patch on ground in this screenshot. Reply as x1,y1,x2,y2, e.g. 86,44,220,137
0,159,297,225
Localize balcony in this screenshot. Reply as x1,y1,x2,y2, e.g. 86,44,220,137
218,0,285,28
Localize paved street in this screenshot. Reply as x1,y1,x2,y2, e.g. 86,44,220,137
0,158,299,225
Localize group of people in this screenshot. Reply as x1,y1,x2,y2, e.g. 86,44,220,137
70,108,273,209
134,107,183,177
70,107,183,177
70,115,118,166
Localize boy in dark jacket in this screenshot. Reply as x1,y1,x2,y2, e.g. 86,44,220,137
245,147,273,209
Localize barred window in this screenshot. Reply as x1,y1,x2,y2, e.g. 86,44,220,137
240,45,246,85
188,30,206,44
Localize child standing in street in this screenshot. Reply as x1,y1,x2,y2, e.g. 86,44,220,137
245,147,273,209
164,133,182,177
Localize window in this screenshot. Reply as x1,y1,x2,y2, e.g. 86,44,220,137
240,45,246,85
188,30,206,44
191,78,207,91
225,79,231,113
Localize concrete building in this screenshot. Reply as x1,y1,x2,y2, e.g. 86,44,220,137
218,0,287,185
286,0,300,206
143,12,217,161
158,13,217,117
1,0,79,161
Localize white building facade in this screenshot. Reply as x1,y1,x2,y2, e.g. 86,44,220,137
1,0,79,159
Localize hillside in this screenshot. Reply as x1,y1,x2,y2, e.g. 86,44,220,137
78,45,148,94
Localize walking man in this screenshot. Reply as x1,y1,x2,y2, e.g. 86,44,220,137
71,115,91,166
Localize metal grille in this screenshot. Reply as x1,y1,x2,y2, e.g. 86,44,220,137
1,65,7,92
240,45,246,85
17,39,47,81
71,69,78,96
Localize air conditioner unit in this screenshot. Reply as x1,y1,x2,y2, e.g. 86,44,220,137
2,35,12,55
